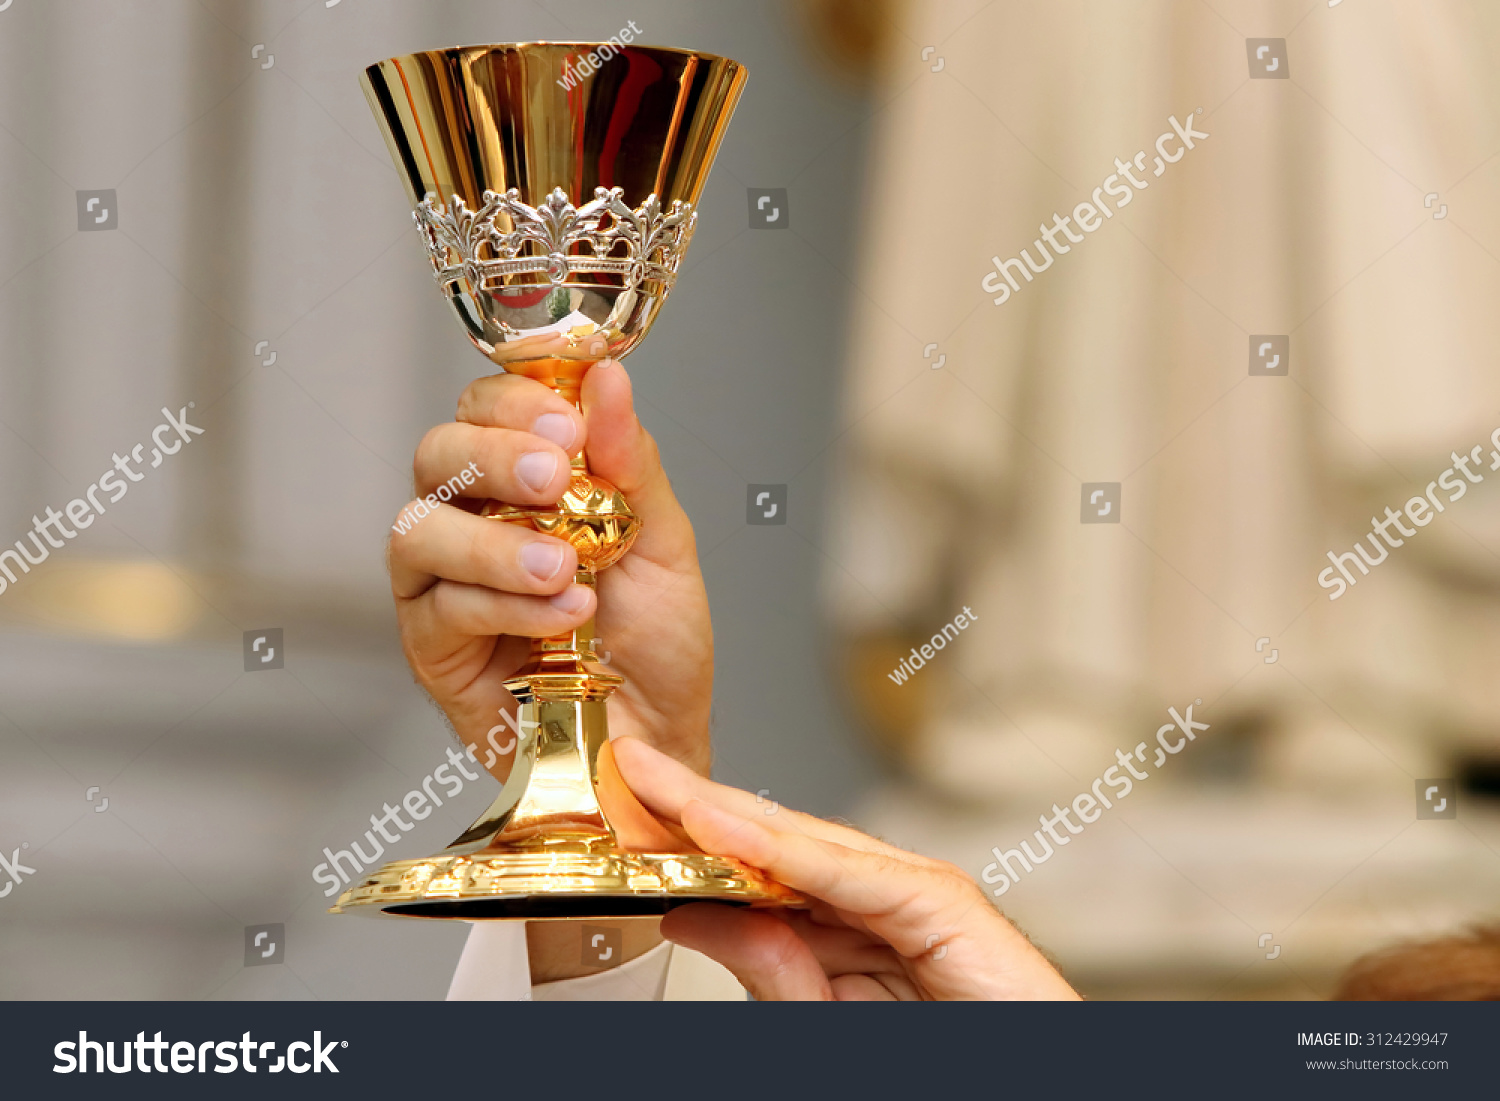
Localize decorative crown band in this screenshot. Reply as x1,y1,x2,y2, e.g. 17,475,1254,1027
413,186,696,295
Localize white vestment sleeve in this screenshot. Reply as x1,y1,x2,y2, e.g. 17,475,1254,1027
445,925,747,1001
445,922,533,1001
532,941,746,1000
531,938,674,1001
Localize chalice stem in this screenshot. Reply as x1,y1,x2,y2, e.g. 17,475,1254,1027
453,423,638,854
445,617,619,852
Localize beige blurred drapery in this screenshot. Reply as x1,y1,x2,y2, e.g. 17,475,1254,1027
826,0,1500,800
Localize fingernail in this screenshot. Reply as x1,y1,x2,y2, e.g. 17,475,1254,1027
549,584,591,614
516,450,559,493
520,541,566,582
532,412,576,450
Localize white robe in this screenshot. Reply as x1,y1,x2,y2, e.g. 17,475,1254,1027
445,924,745,1001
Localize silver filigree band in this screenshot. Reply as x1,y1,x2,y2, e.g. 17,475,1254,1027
413,186,696,295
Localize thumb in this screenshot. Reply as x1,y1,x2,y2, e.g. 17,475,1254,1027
579,360,695,567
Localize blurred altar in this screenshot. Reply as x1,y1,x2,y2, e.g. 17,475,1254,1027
824,0,1500,996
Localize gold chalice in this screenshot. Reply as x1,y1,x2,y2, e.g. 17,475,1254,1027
333,42,798,918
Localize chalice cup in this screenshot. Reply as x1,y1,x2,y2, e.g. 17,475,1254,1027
333,43,798,918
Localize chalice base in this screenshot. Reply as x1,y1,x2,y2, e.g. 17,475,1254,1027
330,653,802,919
331,848,800,920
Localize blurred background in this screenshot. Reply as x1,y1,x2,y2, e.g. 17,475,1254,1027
1,0,1497,1000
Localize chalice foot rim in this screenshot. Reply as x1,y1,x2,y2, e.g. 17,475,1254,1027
330,850,803,919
